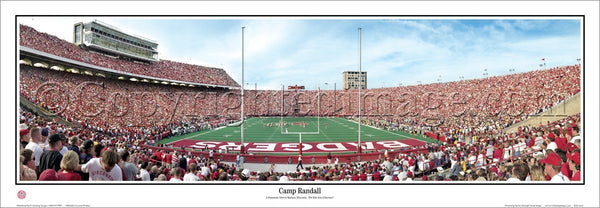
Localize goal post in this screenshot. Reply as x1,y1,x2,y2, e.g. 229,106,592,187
278,85,322,135
278,85,324,156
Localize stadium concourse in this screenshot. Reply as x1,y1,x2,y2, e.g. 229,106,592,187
18,24,582,182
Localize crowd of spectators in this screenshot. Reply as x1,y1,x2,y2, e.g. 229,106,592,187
20,24,239,87
19,64,582,182
20,105,581,182
21,64,234,131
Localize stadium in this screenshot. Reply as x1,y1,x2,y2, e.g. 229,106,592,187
18,19,582,182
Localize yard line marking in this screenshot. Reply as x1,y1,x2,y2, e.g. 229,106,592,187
344,118,413,139
166,127,225,144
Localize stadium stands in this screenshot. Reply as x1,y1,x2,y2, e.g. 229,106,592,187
20,24,239,87
19,104,581,181
18,24,582,182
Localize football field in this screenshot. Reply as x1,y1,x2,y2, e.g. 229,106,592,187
158,117,437,145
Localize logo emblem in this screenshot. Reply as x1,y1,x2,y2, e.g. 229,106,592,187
17,190,26,199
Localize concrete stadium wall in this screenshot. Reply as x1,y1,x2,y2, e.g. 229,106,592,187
503,93,580,133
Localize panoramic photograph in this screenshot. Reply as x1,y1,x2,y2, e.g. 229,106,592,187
16,17,583,184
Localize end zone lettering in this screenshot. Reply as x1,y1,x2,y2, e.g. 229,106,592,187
183,139,425,153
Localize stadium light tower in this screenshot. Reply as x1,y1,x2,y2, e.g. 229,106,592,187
577,58,581,65
357,27,362,154
241,26,245,154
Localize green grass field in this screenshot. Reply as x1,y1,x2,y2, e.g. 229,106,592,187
157,117,438,145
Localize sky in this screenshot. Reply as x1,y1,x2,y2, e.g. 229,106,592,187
18,17,582,90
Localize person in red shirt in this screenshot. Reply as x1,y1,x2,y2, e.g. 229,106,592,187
567,152,580,181
372,169,381,181
556,150,572,179
188,155,198,168
527,137,536,148
351,171,359,181
493,145,503,162
163,152,172,166
153,151,163,162
162,166,171,181
555,137,567,151
546,131,555,140
489,164,498,174
57,151,82,181
359,170,367,181
409,157,415,167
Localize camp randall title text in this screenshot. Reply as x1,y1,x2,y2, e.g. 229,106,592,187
279,187,322,195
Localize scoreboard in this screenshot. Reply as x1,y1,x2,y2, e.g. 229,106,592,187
73,20,158,62
288,85,305,90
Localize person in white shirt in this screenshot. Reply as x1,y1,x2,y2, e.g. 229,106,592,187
503,146,511,161
546,138,558,151
169,167,183,181
183,163,199,181
25,127,43,168
398,170,408,181
60,145,69,155
39,128,49,151
382,171,393,181
517,140,526,156
449,156,457,170
476,152,484,167
296,155,303,169
417,159,424,172
467,153,476,167
533,134,544,150
81,149,123,181
486,144,494,159
138,161,151,181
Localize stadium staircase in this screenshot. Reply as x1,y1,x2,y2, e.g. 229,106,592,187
502,92,580,133
19,95,81,128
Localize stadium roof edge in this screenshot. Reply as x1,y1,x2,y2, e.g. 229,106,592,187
19,46,239,90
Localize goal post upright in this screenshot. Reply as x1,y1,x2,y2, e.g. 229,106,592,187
240,26,245,154
299,133,302,156
317,84,321,134
357,27,362,154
